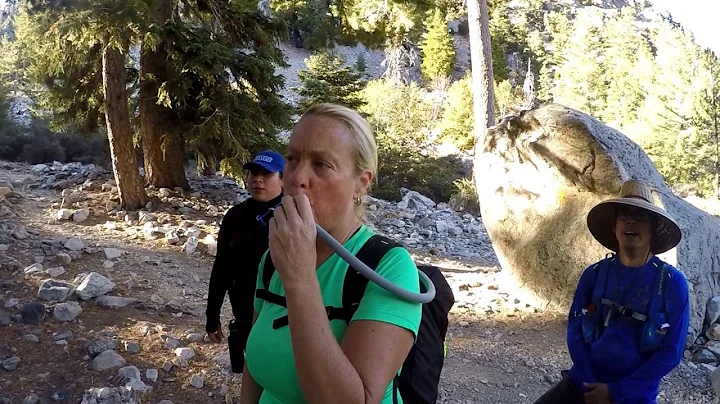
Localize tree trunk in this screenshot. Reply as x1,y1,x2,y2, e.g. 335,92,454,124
102,43,149,210
140,0,190,190
468,0,496,141
468,0,496,195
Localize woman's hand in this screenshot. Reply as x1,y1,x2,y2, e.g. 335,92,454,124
269,194,318,286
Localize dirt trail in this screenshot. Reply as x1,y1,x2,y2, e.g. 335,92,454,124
0,162,714,403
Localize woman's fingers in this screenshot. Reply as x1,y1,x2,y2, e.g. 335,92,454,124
294,193,314,223
268,216,277,239
280,195,300,223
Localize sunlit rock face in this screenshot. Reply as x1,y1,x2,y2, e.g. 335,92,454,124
474,103,720,340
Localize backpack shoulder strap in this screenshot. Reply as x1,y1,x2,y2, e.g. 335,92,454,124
648,261,670,315
592,253,613,309
341,234,401,320
262,253,275,290
255,253,286,307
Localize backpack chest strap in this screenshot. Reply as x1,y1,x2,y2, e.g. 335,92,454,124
600,298,648,322
255,289,287,307
270,305,356,329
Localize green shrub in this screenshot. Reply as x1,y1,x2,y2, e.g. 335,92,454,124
0,118,110,166
449,177,480,214
439,74,473,151
360,79,466,202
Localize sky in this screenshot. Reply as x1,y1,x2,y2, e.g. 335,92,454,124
650,0,720,53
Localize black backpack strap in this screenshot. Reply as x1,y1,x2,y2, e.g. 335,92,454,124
340,234,401,321
341,234,402,404
255,254,287,308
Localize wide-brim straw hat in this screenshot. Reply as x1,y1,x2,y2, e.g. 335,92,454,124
586,179,682,254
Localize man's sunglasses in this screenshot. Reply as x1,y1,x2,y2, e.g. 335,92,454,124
616,206,652,222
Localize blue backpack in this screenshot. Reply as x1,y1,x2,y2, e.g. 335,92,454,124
580,254,671,353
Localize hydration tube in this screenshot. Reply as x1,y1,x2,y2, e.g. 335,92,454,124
258,204,436,304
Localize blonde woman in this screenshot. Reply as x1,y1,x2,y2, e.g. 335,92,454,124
241,104,422,404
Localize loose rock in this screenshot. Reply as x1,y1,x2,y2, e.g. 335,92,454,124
80,386,140,404
94,296,138,309
56,253,72,265
76,272,116,300
24,263,44,275
175,347,195,360
38,279,74,302
104,248,122,260
54,330,74,341
64,237,85,251
23,334,39,343
184,236,199,254
0,310,10,326
20,301,46,325
46,266,67,277
710,367,720,396
693,349,718,365
53,301,82,322
4,298,19,309
146,368,159,382
124,341,141,354
21,393,39,404
1,356,20,371
72,208,90,223
190,374,204,389
12,224,29,239
708,324,720,341
118,365,141,381
57,209,73,221
92,350,127,371
186,333,204,343
87,338,119,358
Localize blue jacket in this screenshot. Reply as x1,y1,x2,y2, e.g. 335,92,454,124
567,256,690,404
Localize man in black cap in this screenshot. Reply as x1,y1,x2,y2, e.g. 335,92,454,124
534,179,690,404
205,150,285,373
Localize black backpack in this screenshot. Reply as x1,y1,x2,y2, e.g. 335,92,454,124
255,234,455,404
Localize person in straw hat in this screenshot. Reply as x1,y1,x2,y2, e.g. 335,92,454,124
534,179,690,404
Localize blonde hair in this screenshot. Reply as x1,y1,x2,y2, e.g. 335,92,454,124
301,103,377,218
301,103,378,190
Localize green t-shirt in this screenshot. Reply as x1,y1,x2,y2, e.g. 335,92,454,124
245,224,422,404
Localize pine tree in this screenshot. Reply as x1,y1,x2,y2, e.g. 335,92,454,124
598,7,651,131
420,9,456,87
271,0,433,51
13,0,293,184
102,36,150,209
18,0,151,209
551,10,607,117
355,53,367,76
295,51,366,111
691,50,720,198
637,17,705,190
0,71,13,136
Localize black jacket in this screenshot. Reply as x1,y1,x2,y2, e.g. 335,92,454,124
205,193,283,335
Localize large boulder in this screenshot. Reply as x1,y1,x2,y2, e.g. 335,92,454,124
474,103,720,341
